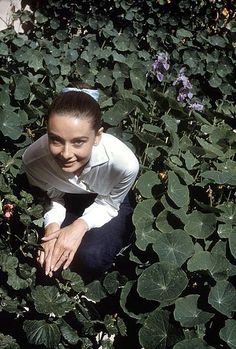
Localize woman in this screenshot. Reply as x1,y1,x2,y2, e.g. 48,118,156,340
22,86,139,281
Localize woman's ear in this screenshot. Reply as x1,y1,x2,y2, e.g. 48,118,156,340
94,127,104,145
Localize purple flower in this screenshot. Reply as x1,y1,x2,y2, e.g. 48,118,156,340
150,52,170,82
177,87,193,102
173,68,192,89
189,101,204,112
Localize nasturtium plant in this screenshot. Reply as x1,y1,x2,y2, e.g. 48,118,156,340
0,0,235,348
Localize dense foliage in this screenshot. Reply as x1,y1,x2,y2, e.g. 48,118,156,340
0,0,235,348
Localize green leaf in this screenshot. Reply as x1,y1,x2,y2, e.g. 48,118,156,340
66,49,79,62
152,230,194,267
23,320,60,349
201,170,236,186
209,75,222,88
176,29,193,38
35,10,48,23
97,68,113,88
61,269,85,293
120,281,142,320
184,211,216,239
133,199,157,251
217,202,236,224
103,271,124,295
174,294,213,327
0,253,18,273
187,251,230,281
0,333,20,349
0,109,22,140
173,338,214,349
136,171,161,198
220,319,236,349
85,280,107,302
208,281,236,317
139,309,170,349
0,88,10,106
7,272,29,290
167,171,189,208
31,285,73,316
196,137,224,157
0,42,9,56
209,35,227,47
182,151,199,170
137,262,188,303
13,75,31,100
103,99,136,126
229,230,236,259
130,62,146,90
57,319,79,345
55,30,68,41
155,209,175,233
28,50,44,71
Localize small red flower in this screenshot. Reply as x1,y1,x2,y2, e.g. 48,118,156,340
3,203,15,221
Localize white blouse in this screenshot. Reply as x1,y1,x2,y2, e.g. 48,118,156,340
22,133,139,230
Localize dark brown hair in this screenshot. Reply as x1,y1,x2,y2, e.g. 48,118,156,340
47,88,102,132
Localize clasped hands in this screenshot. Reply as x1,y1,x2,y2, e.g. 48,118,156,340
37,218,88,277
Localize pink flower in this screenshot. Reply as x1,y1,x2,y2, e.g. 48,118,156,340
3,203,15,221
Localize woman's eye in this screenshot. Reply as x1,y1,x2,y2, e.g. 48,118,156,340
73,141,84,147
49,138,61,145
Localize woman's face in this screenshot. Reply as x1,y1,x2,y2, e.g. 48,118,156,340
47,114,103,174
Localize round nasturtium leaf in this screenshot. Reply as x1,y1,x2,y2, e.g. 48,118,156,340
184,211,216,239
0,110,22,140
209,75,222,88
139,309,170,349
217,202,236,225
132,199,157,251
208,280,236,317
145,146,161,161
167,171,189,208
137,262,188,303
220,319,236,349
173,338,214,349
187,251,230,281
229,230,236,259
13,74,30,100
155,209,174,233
153,229,194,267
58,319,79,345
130,64,146,91
136,170,161,198
217,223,233,238
174,294,214,327
31,285,73,317
23,320,60,348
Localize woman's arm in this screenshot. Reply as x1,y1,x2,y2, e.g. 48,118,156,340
41,218,89,274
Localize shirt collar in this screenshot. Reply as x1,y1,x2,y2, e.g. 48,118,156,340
82,141,109,174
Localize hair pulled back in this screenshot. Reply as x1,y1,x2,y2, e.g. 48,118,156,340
47,89,102,132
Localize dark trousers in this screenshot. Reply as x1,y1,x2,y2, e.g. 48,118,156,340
61,193,135,282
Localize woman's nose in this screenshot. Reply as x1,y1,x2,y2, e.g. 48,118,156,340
61,144,73,159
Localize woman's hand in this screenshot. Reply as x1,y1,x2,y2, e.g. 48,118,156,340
38,222,60,276
41,218,88,275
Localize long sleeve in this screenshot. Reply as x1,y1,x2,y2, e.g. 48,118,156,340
43,189,66,227
81,155,139,229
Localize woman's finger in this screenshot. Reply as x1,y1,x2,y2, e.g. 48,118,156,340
63,252,74,270
38,249,45,267
52,250,71,272
41,230,60,241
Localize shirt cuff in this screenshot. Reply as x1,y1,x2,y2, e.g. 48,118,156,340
44,201,66,228
81,201,118,230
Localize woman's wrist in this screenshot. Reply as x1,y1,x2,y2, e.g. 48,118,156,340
44,222,60,236
72,218,89,234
